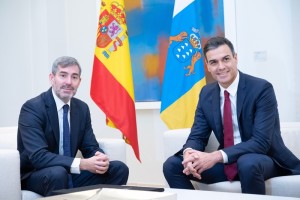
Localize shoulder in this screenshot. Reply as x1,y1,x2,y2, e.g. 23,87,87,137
22,90,48,108
240,72,273,90
71,97,89,110
200,81,219,96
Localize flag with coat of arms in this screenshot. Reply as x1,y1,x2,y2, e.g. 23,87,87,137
160,0,206,129
90,0,140,161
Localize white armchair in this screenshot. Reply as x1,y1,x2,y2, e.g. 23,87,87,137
163,122,300,198
0,126,127,200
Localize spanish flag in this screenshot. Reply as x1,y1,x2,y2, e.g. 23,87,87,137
91,0,140,161
160,0,206,129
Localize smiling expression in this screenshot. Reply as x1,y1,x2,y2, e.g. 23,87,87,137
206,44,238,89
49,65,81,103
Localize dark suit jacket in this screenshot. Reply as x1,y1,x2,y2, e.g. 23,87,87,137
182,71,300,174
17,88,104,180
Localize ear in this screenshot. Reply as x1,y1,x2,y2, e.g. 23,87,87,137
49,73,54,84
205,61,212,72
234,53,238,61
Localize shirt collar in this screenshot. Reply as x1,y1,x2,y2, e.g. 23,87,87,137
219,71,240,96
51,88,70,111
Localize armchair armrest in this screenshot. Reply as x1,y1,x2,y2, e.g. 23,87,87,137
0,149,21,200
163,128,190,159
97,138,126,163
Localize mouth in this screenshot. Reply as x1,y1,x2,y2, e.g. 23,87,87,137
218,72,228,78
62,87,73,93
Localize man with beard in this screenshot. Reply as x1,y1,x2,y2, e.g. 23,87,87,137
17,56,129,196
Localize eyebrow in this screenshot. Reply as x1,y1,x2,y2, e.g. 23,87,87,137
208,54,231,62
58,71,80,76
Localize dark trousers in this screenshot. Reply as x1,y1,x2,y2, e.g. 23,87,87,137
21,160,129,196
163,153,289,194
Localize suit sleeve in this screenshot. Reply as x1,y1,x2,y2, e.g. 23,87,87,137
77,104,105,158
180,87,213,154
18,101,74,172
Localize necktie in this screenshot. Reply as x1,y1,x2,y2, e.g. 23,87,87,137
63,104,73,188
223,90,237,181
63,104,71,157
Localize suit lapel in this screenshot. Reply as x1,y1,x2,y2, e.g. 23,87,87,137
236,72,246,119
70,100,79,156
212,84,223,137
44,88,60,147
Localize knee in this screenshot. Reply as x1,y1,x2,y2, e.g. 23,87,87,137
46,166,69,185
163,156,182,176
41,166,69,195
110,161,129,177
237,154,263,175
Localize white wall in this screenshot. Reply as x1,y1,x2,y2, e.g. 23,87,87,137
0,0,299,187
235,0,300,121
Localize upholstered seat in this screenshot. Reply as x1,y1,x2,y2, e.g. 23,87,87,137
0,126,127,200
163,122,300,198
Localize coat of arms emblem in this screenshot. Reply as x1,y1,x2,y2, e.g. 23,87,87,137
96,1,127,59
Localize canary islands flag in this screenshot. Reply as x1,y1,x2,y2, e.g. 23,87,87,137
91,0,140,161
160,0,206,129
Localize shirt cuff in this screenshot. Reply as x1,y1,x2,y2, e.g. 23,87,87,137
183,147,193,155
219,150,228,163
70,158,81,174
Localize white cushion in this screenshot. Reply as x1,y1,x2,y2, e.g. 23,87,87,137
0,149,21,200
193,181,241,193
266,175,300,197
98,138,126,163
21,190,43,200
0,126,18,149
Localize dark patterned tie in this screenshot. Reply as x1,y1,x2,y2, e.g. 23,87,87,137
223,90,237,181
63,104,73,188
63,104,71,157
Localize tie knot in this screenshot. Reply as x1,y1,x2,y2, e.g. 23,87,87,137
63,104,69,113
224,90,230,99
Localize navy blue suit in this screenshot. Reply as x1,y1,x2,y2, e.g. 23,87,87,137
164,72,300,194
18,88,128,196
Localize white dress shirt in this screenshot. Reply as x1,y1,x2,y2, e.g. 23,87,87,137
52,89,81,174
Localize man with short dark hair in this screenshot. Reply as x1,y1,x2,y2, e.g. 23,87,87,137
163,37,300,194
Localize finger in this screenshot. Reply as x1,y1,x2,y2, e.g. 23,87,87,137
182,162,193,174
192,172,201,180
95,160,109,167
182,157,195,165
94,151,102,156
95,168,108,174
185,163,197,175
183,166,190,175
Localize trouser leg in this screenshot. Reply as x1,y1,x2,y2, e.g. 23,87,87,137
237,153,284,194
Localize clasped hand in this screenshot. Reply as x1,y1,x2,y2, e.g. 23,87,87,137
182,149,221,179
80,151,110,174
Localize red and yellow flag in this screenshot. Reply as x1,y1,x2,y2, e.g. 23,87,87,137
90,0,140,161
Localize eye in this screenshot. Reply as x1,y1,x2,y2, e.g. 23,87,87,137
209,60,217,66
223,57,230,62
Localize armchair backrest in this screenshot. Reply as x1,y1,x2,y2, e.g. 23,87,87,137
0,126,18,149
163,122,300,159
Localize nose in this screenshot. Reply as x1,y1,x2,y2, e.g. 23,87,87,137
65,76,72,85
217,61,225,70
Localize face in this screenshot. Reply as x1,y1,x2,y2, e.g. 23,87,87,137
206,44,238,88
49,65,81,103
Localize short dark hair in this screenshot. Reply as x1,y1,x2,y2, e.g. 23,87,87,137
203,37,235,61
